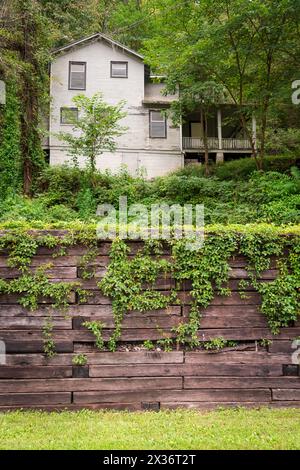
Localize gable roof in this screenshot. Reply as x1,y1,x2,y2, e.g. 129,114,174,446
52,32,144,61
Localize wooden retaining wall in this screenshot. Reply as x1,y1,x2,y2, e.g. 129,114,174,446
0,239,299,410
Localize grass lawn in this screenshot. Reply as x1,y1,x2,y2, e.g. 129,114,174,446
0,408,299,450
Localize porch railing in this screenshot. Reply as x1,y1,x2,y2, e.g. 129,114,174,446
183,137,251,151
222,138,252,150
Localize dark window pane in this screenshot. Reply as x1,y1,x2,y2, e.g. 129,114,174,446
150,110,166,138
69,62,86,89
111,62,128,78
61,107,78,124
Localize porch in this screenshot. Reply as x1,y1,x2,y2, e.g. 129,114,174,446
182,106,256,163
183,137,252,151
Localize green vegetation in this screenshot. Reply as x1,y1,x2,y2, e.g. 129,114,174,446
99,232,299,350
57,93,127,172
0,155,299,226
2,1,300,194
42,319,56,359
0,0,155,194
258,339,273,348
82,321,105,351
0,0,299,449
0,223,298,353
0,82,22,198
0,409,299,450
177,154,300,180
100,239,178,351
72,354,88,366
143,340,155,351
203,338,238,351
144,0,300,167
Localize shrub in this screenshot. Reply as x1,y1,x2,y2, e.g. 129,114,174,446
0,194,78,223
46,204,78,223
33,165,84,206
0,195,47,222
212,155,300,181
265,128,300,155
260,195,300,224
76,188,97,220
34,165,151,209
172,154,299,181
1,156,300,226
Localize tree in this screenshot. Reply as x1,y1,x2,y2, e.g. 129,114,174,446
18,0,51,194
243,0,300,160
40,0,153,50
108,0,157,51
57,93,127,173
0,82,22,197
39,0,106,45
165,78,224,175
0,0,52,195
1,0,150,196
144,0,300,169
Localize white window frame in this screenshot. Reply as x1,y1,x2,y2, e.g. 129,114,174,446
111,61,128,78
60,107,79,125
149,110,167,139
69,61,86,90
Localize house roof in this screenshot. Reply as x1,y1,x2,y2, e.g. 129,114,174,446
52,32,144,61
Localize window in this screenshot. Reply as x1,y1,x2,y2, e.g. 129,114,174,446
111,61,128,78
60,107,78,125
69,62,86,90
149,110,167,138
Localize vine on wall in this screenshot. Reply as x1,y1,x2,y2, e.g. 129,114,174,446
99,239,178,351
240,233,300,333
0,82,22,197
0,228,299,356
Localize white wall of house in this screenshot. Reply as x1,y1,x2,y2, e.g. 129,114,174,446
49,38,183,178
144,82,177,104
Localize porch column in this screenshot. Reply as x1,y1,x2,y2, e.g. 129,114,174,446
179,120,184,168
0,80,6,105
179,120,183,152
252,113,257,150
217,108,222,149
216,108,224,163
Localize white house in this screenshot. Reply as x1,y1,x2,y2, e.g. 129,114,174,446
47,33,254,177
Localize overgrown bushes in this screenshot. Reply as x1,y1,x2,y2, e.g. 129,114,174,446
175,154,300,180
0,156,299,226
265,128,300,156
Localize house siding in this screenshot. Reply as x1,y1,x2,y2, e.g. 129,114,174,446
49,39,182,178
144,82,178,103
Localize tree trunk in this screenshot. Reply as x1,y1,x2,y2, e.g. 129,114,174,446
21,82,35,195
238,110,261,171
259,99,270,170
19,0,44,195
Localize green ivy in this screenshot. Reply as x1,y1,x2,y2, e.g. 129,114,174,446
72,354,88,366
203,338,238,351
99,239,177,351
42,318,56,358
240,233,300,334
83,321,105,351
170,234,238,348
0,82,22,197
0,228,298,354
0,266,86,311
98,232,299,348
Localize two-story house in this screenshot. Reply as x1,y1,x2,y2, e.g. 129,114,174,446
47,33,255,177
